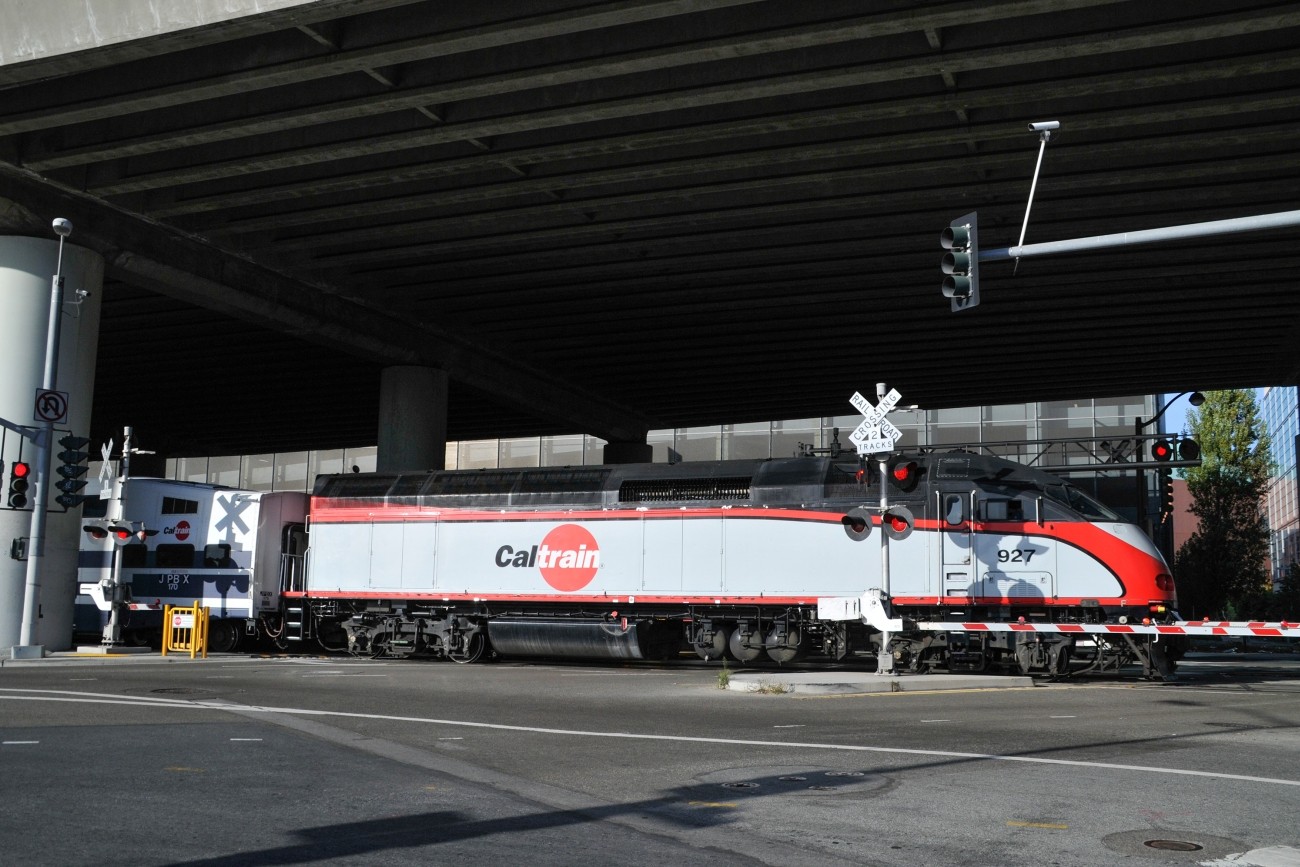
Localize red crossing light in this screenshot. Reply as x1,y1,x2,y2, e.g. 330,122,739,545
1150,440,1173,462
889,459,921,493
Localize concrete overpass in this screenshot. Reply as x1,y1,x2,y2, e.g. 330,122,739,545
2,0,1298,457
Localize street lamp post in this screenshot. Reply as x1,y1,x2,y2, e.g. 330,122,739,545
1133,391,1204,538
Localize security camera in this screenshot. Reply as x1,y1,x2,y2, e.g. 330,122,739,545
1028,121,1061,132
76,288,91,299
52,217,73,237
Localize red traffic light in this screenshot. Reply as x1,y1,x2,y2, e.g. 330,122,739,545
1151,440,1173,461
7,461,31,508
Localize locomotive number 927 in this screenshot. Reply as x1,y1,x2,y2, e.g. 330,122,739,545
293,451,1182,678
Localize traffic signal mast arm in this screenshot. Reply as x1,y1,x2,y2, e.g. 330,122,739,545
978,209,1300,264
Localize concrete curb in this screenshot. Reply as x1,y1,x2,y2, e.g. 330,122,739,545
726,671,1036,695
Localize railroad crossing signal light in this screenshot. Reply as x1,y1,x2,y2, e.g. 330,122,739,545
941,211,980,312
7,461,31,508
889,459,921,493
1177,438,1200,462
55,434,92,508
882,504,915,541
1150,439,1173,462
83,526,110,541
841,505,873,540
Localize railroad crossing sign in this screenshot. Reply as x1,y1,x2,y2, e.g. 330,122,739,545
849,387,903,455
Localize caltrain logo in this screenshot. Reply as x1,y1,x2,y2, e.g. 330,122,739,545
494,524,600,592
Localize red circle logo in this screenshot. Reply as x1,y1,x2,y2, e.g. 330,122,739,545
538,524,600,592
175,520,190,542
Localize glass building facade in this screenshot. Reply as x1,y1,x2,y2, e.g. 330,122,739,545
162,394,1161,511
1259,386,1300,584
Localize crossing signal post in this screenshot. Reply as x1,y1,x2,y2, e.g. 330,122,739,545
941,211,980,312
55,435,91,508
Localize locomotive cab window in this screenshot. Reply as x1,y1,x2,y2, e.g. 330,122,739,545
1045,484,1120,522
979,498,1027,522
156,543,196,568
943,494,966,526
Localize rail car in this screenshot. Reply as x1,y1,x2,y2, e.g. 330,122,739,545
290,451,1186,677
76,478,308,651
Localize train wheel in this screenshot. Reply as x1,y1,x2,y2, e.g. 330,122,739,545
207,620,241,653
728,623,766,663
448,632,487,664
368,629,391,659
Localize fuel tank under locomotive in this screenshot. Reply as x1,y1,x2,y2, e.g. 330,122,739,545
487,617,684,661
341,611,686,661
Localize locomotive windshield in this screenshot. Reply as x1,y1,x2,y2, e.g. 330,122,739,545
1044,483,1122,522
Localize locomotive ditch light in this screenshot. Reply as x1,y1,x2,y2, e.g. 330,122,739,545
1150,439,1173,461
882,504,915,541
889,459,921,493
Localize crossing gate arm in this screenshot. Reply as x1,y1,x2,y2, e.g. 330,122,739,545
848,590,1300,639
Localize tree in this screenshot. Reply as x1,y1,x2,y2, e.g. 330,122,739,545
1173,389,1272,619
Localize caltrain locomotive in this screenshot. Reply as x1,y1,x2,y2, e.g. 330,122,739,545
79,451,1184,677
301,450,1181,676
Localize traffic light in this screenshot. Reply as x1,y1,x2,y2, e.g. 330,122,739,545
882,504,915,541
889,459,921,493
1177,438,1200,462
1159,468,1175,513
7,461,31,508
941,211,980,312
55,434,91,509
1150,439,1173,462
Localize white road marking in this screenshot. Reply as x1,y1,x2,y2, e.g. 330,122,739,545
3,687,1298,788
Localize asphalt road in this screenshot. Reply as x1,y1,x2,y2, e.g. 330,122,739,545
2,652,1299,867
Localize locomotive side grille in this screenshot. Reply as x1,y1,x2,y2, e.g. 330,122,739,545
424,471,520,495
618,476,751,503
314,475,402,497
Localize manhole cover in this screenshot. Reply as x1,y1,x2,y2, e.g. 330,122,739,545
1145,840,1204,852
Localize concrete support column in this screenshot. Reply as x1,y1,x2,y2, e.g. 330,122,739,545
377,366,448,473
603,440,653,464
0,235,103,653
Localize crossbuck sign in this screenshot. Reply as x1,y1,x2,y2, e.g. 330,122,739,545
848,387,903,456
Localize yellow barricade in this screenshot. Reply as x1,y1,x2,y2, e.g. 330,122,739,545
161,601,210,658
